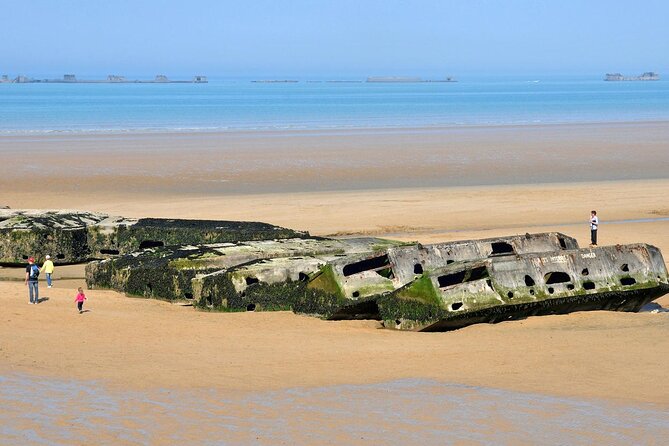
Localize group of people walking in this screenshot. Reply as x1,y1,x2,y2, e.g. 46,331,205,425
24,256,87,313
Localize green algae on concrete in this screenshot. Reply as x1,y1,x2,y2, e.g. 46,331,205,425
193,257,352,317
257,232,583,321
0,210,107,264
380,243,669,331
86,244,232,301
92,232,594,322
112,218,308,254
79,220,669,331
88,217,310,258
307,264,343,297
194,271,371,318
90,237,390,307
1,209,309,265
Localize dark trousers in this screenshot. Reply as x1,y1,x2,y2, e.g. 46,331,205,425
591,229,597,245
77,301,83,312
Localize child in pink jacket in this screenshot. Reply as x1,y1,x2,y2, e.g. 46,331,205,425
75,287,87,313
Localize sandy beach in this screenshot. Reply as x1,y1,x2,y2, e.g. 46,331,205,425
2,122,669,443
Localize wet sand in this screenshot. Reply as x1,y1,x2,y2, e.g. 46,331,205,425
2,121,669,198
2,122,669,443
2,375,668,445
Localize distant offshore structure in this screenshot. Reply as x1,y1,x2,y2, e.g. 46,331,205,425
248,76,458,83
366,76,457,83
604,72,659,81
0,74,208,84
251,79,299,83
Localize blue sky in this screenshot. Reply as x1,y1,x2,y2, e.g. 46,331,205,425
3,0,668,77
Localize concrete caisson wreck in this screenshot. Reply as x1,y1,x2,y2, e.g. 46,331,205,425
379,243,669,331
86,237,405,308
89,231,581,318
196,233,581,318
190,233,667,327
6,209,668,331
87,216,307,258
0,209,306,265
0,210,107,264
307,232,579,318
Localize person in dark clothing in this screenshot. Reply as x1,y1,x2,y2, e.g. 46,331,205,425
25,257,40,304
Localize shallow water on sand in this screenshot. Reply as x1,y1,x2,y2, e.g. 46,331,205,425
1,374,667,445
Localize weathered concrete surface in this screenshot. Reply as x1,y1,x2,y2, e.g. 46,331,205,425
191,232,577,318
86,244,224,301
192,256,341,314
1,209,308,265
10,209,663,332
87,237,398,303
89,217,308,258
379,243,669,331
88,232,576,316
309,233,578,318
0,210,108,264
82,227,669,329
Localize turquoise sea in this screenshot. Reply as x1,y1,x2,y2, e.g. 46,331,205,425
1,76,668,134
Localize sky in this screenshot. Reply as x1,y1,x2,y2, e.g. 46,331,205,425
2,0,668,78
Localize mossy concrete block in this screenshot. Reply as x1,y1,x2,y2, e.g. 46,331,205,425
86,216,136,258
193,256,329,312
113,218,309,254
191,237,402,315
380,243,669,331
1,209,312,265
84,227,669,330
0,209,108,264
314,232,578,311
88,217,311,257
192,233,581,319
195,258,349,316
86,244,232,301
88,237,388,304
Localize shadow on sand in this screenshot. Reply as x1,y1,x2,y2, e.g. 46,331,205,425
640,302,669,313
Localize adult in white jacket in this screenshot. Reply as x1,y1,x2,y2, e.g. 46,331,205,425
590,210,599,246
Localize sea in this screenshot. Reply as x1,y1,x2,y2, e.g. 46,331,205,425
0,76,668,135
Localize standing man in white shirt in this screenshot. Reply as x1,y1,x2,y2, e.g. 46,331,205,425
590,210,599,247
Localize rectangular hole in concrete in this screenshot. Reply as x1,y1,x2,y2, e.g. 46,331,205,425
438,266,488,288
620,277,636,286
342,255,391,277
